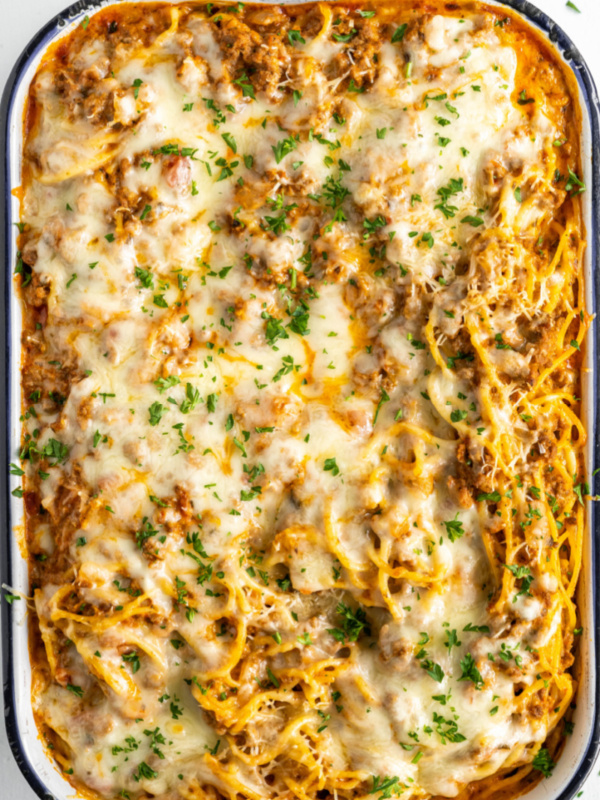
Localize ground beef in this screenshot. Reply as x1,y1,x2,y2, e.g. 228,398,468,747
211,16,291,101
328,17,381,88
454,437,494,501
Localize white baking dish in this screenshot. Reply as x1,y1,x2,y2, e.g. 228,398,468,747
1,2,598,799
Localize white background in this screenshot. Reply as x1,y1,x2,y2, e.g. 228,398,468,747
0,0,599,798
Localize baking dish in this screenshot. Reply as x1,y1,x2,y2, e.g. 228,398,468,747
1,1,599,799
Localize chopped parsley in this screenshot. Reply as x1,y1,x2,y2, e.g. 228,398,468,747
327,603,370,643
369,776,403,798
287,29,306,46
148,401,165,426
532,748,555,778
565,167,586,195
391,24,407,43
461,215,484,227
458,653,484,689
324,457,340,476
435,177,464,219
122,651,141,674
272,134,298,163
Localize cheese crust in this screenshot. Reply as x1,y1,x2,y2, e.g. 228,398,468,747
16,3,587,800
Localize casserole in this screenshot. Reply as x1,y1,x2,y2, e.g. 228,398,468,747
2,2,599,800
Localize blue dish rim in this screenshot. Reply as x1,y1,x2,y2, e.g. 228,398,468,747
1,2,599,799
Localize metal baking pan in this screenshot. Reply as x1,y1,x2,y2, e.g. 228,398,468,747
1,1,599,799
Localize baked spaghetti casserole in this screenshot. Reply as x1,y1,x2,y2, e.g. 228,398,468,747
14,2,589,799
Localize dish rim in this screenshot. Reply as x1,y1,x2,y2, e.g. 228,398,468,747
1,2,599,799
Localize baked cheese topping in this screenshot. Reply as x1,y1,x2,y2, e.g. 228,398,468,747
16,3,587,800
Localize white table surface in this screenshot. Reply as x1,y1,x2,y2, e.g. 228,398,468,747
1,0,600,798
